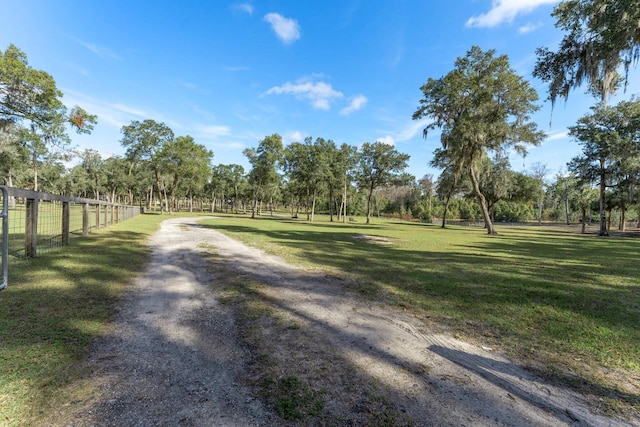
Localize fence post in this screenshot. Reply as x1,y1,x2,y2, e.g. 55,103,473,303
82,203,89,236
62,201,70,245
0,186,8,290
95,204,101,230
25,197,38,258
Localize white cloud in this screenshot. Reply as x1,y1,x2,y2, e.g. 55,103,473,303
377,135,395,146
340,94,368,115
113,103,150,118
194,125,231,140
290,131,304,142
235,3,253,15
263,13,301,44
76,40,121,61
545,129,568,141
466,0,558,28
265,77,343,110
519,22,542,34
398,120,429,142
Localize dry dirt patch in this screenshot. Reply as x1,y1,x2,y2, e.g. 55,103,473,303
54,217,637,426
349,234,394,245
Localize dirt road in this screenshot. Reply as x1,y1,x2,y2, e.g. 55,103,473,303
63,217,636,426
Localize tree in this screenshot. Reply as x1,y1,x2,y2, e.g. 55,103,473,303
244,134,283,219
76,149,105,199
334,143,358,222
477,155,512,222
356,141,410,224
0,121,29,191
121,119,174,212
528,162,550,225
534,1,640,235
227,164,246,213
413,45,545,234
160,135,212,213
283,138,321,221
431,147,465,228
534,0,640,109
1,44,97,190
102,156,132,203
1,44,66,129
568,99,640,233
418,174,434,205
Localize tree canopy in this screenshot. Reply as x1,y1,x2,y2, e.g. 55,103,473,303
357,141,410,224
413,45,545,234
534,0,640,106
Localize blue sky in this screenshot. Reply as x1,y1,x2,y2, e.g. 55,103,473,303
2,1,639,182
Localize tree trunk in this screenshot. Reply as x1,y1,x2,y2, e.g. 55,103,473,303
564,183,570,225
366,185,374,224
598,157,608,236
147,188,153,211
441,195,451,228
538,196,543,225
6,172,15,208
342,175,348,223
328,184,334,222
618,202,626,231
581,207,587,234
251,196,258,219
441,178,456,228
310,188,317,222
468,166,496,235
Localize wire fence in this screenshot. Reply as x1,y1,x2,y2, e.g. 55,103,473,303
0,186,140,262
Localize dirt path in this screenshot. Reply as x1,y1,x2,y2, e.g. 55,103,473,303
65,217,635,426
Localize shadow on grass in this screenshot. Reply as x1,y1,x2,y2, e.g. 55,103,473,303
0,229,151,423
200,219,640,404
202,220,638,328
197,218,638,424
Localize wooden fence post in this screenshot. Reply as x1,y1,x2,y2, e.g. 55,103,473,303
62,201,70,245
25,198,38,258
82,203,89,236
95,204,101,230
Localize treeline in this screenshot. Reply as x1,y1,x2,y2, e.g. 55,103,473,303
3,0,640,235
3,106,637,232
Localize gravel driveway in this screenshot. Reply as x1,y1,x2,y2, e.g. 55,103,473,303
61,217,636,426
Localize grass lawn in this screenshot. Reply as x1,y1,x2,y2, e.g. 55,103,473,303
200,214,640,413
0,211,638,424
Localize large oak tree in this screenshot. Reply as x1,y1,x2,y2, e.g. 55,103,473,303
413,46,545,234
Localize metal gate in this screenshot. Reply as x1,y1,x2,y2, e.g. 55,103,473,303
0,186,8,290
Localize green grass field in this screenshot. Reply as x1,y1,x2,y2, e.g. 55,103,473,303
0,212,638,424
